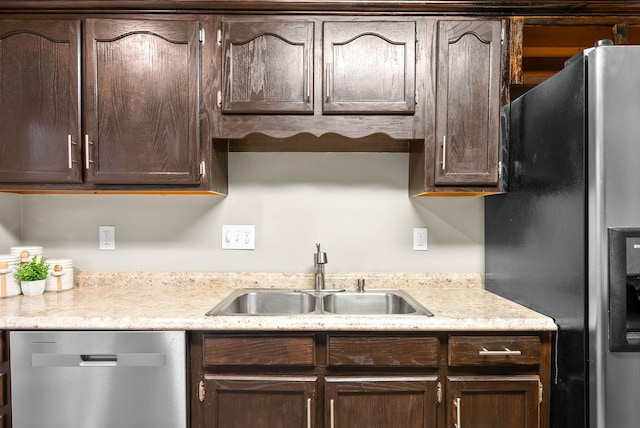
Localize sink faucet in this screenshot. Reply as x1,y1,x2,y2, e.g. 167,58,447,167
314,243,327,291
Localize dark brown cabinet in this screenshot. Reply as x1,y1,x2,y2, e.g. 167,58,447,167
221,20,314,114
447,376,540,428
220,19,416,116
0,19,81,184
322,21,416,114
410,19,504,196
325,377,438,428
434,19,502,188
0,17,226,193
84,18,202,185
192,332,442,428
203,376,317,428
447,335,545,428
192,332,550,428
217,17,421,140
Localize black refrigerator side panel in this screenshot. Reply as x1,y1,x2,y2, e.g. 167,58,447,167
485,57,587,428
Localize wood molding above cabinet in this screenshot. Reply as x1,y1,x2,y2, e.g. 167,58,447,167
2,0,640,14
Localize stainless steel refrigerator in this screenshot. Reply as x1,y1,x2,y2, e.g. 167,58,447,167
485,42,640,428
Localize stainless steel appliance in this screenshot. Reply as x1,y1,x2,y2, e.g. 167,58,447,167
485,41,640,428
10,330,186,428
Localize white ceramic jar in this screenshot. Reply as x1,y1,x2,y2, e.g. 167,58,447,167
10,246,44,262
0,254,22,297
44,258,74,292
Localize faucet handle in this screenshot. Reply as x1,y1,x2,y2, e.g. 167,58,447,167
314,243,327,264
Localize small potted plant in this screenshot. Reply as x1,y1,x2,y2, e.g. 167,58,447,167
14,255,49,296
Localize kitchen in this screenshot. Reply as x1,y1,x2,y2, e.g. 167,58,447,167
1,1,640,428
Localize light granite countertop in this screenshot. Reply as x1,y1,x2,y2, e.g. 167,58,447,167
0,272,556,332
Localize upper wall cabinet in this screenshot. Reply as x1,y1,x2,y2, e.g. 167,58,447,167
0,19,81,184
322,21,416,114
84,18,201,186
221,20,314,114
217,16,422,140
409,19,505,196
0,17,226,194
434,20,501,187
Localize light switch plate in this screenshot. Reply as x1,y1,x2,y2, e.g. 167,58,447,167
222,225,255,250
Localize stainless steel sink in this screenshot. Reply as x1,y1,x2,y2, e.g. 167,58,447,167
206,288,433,317
322,291,432,316
206,290,317,315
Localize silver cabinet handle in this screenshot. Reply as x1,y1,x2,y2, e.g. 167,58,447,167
442,135,447,170
306,397,312,428
306,62,311,102
84,135,93,170
454,397,461,428
67,135,76,169
330,398,335,428
479,347,522,356
325,65,330,102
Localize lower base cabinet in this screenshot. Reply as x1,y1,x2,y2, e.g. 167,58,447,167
447,376,541,428
190,332,551,428
325,377,439,428
203,376,317,428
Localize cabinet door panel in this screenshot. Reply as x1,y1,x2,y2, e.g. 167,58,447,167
222,20,314,114
325,377,438,428
204,375,317,428
447,376,540,428
0,19,81,184
84,18,200,185
323,21,416,114
435,20,501,186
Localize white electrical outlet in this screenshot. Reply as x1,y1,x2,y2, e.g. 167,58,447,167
413,227,428,251
222,225,255,250
99,225,116,250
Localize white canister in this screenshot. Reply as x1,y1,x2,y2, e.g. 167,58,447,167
44,258,74,292
10,246,44,262
0,254,22,298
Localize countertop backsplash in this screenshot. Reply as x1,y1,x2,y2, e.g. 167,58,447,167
74,271,483,290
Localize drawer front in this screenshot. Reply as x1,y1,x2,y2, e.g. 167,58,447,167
328,335,439,367
448,335,541,366
203,334,316,366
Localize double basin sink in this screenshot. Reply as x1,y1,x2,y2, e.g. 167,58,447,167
206,288,433,317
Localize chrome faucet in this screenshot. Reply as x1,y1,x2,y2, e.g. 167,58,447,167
314,243,327,291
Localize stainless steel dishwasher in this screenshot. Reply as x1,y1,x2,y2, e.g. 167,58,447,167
10,330,186,428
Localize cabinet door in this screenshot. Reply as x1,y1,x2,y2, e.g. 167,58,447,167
203,375,317,428
447,376,540,428
221,20,314,114
325,377,439,428
435,20,502,186
0,19,81,184
84,18,200,185
323,21,416,114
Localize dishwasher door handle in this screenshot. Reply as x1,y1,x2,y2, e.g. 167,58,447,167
80,354,118,366
32,353,166,367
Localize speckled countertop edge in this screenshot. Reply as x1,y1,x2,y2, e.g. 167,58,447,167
0,272,557,332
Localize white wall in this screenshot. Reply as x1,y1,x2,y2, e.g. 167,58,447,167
6,153,484,273
0,193,21,249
